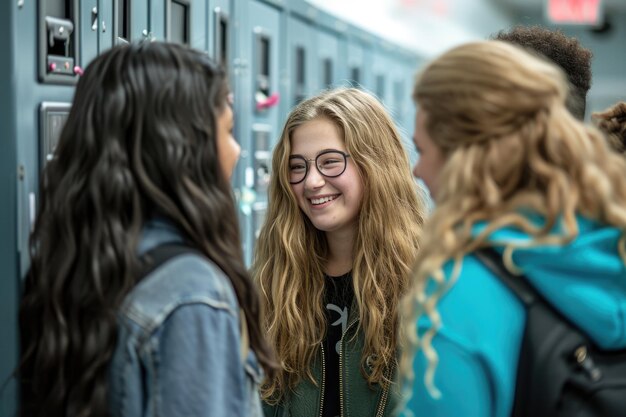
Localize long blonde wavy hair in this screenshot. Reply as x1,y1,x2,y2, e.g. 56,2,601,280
254,87,426,402
399,41,626,400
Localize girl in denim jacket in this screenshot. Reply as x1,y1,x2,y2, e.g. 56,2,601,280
19,42,276,417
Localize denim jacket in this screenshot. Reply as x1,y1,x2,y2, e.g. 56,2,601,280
108,219,263,417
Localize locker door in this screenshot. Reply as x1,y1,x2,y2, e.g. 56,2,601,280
372,46,384,101
374,71,387,103
345,35,372,89
208,0,241,200
372,45,394,109
287,16,315,106
346,40,364,88
393,54,413,141
392,72,408,136
402,55,421,164
317,29,342,90
188,0,206,50
0,2,18,415
98,0,114,52
392,53,420,165
150,0,166,40
79,0,99,67
129,0,149,41
6,1,78,413
235,0,283,265
208,0,233,65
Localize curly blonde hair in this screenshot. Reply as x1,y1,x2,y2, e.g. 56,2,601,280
254,87,426,401
399,41,626,400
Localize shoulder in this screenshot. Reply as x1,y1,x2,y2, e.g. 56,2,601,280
423,254,526,356
408,254,526,417
436,254,524,328
120,253,239,334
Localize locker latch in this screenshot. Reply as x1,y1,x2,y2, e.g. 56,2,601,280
44,16,75,76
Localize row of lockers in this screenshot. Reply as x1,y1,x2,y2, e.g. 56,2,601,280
0,2,422,413
18,0,422,266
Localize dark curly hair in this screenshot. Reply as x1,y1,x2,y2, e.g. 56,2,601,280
493,25,592,120
593,102,626,155
19,41,276,417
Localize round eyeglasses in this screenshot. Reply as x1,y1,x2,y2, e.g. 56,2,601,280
288,150,351,184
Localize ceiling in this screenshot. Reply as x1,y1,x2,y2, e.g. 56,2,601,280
497,0,626,12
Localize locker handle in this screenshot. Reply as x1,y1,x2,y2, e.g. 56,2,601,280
255,92,280,111
16,165,34,255
91,7,98,31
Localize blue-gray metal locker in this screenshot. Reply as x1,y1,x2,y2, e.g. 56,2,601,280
189,0,207,50
116,0,149,43
345,26,374,89
314,10,348,91
233,0,284,265
0,0,19,414
207,0,239,188
158,0,198,48
398,51,423,166
1,0,102,414
207,0,233,66
99,1,114,51
150,0,166,40
372,40,395,108
79,0,100,65
78,0,114,62
286,14,316,109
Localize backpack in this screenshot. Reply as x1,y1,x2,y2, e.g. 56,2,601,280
474,248,626,417
138,242,200,278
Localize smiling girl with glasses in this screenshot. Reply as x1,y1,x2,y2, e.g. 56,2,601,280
253,87,428,417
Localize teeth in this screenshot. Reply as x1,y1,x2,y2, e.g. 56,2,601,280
311,195,337,205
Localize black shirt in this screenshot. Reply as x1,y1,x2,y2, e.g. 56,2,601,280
322,272,354,417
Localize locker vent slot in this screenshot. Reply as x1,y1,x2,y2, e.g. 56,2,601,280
350,66,361,87
167,0,190,45
115,0,131,43
214,9,229,67
375,75,385,100
323,58,333,89
294,46,306,104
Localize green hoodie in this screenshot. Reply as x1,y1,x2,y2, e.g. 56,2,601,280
263,305,399,417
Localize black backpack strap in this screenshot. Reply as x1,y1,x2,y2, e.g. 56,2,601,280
473,248,538,307
138,242,202,280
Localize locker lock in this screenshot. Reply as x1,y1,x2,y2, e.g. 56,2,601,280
45,16,73,54
43,16,76,77
38,2,78,84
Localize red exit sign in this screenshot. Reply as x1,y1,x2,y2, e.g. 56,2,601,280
546,0,604,25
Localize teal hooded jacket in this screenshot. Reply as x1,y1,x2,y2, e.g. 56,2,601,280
401,217,626,417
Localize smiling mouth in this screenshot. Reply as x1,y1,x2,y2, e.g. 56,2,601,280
310,195,339,205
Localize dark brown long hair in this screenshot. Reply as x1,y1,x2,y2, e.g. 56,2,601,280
19,41,276,417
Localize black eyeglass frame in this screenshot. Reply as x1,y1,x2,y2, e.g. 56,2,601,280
288,149,351,185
